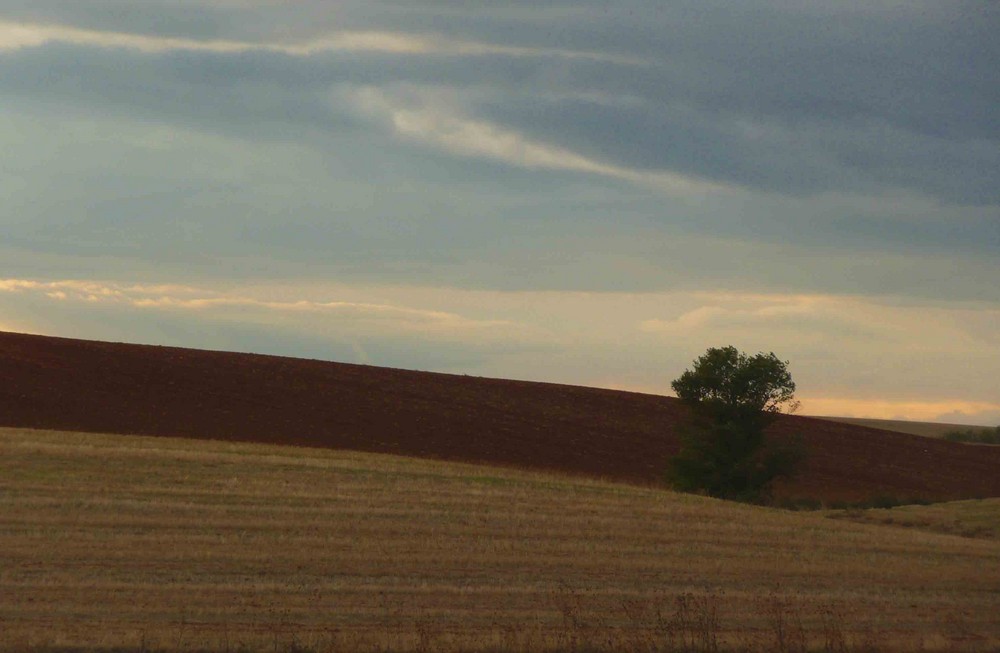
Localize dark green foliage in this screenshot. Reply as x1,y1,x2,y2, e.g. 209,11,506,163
942,426,1000,444
668,346,803,503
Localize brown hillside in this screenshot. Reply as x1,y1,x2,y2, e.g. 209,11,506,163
814,415,996,438
1,330,998,503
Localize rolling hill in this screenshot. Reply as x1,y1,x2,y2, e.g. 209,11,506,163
814,416,997,438
1,330,998,503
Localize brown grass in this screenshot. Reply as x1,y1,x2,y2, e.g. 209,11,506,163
2,427,999,652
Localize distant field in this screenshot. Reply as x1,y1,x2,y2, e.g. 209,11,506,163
813,416,996,439
828,498,1000,541
2,427,999,652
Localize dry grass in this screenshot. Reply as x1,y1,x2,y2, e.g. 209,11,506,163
828,498,1000,541
2,427,999,652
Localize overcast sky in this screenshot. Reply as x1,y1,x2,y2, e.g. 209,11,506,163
1,1,998,424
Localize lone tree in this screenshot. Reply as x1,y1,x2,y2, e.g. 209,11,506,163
667,346,802,502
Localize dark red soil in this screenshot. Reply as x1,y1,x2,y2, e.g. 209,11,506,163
1,330,998,503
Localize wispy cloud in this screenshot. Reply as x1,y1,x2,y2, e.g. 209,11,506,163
639,295,887,344
0,278,518,336
639,293,1000,352
349,86,730,196
0,19,642,63
0,279,202,300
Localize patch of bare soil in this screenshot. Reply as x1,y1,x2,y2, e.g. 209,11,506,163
2,330,998,502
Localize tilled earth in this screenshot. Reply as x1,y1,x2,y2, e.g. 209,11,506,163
2,330,997,503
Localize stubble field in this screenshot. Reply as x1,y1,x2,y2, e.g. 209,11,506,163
2,427,999,652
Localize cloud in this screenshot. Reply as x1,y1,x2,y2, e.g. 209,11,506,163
0,276,560,371
477,94,1000,205
0,18,640,63
376,1,1000,204
637,293,939,349
640,291,1000,354
0,278,521,339
0,4,997,317
2,4,997,207
348,86,730,196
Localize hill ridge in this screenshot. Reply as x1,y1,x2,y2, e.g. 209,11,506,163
2,329,998,502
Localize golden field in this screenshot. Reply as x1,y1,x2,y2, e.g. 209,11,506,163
1,427,999,652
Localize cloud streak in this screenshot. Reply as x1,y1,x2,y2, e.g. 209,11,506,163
349,86,730,196
0,19,641,63
0,279,518,336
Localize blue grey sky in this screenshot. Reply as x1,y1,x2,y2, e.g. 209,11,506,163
1,1,998,424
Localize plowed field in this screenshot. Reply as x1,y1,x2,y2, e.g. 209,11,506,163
2,330,998,503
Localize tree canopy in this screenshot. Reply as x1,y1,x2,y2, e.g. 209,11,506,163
671,346,798,424
667,346,802,502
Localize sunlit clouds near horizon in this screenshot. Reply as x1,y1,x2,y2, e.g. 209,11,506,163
1,1,998,425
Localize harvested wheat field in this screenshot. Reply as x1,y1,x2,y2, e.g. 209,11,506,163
2,331,1000,504
2,427,999,653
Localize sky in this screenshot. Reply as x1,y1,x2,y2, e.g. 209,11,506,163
1,1,998,425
